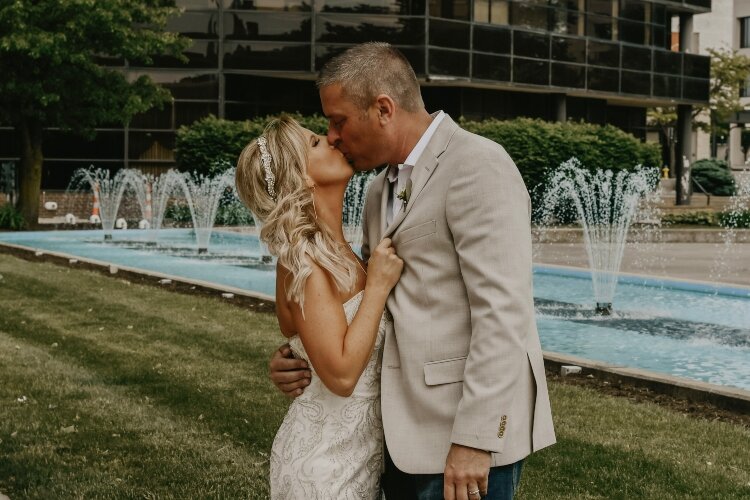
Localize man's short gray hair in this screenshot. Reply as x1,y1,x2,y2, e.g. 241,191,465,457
317,42,424,113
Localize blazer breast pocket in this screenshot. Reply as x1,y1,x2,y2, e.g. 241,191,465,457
398,219,436,245
424,356,467,386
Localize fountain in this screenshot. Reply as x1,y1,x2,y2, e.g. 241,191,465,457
343,171,377,248
122,171,179,244
537,158,659,314
70,167,132,240
169,169,237,254
711,174,750,281
4,161,749,391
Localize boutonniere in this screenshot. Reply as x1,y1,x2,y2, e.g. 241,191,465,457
396,179,412,212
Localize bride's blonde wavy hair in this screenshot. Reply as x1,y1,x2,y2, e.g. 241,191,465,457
235,115,357,310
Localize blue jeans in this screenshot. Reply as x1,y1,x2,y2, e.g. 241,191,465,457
382,447,524,500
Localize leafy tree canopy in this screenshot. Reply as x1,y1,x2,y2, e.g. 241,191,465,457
0,0,189,224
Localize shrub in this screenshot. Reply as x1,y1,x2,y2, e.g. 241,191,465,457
0,203,25,230
661,211,719,226
175,114,329,176
719,210,750,228
690,159,736,196
459,117,662,198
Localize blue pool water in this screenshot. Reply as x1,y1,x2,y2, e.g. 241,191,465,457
2,229,749,391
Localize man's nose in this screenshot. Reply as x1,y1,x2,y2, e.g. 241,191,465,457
326,128,340,147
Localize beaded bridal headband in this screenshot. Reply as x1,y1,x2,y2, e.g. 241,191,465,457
257,136,276,201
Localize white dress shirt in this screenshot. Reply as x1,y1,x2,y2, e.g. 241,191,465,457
386,111,445,225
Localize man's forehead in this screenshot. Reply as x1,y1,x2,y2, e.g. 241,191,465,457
320,84,352,115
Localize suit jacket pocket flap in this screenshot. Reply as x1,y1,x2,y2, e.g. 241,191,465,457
424,356,467,386
399,220,436,244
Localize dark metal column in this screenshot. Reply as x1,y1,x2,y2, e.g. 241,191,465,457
553,94,567,123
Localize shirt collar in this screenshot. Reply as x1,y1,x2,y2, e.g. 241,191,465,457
387,110,445,183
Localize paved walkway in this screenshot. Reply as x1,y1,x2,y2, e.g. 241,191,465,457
534,242,750,287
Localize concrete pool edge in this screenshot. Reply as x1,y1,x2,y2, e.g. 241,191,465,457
543,351,750,414
534,262,750,297
0,240,276,310
1,239,748,415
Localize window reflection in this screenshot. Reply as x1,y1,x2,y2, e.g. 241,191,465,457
683,54,709,79
224,42,311,71
130,104,174,130
587,67,619,92
552,36,585,63
429,19,470,50
474,0,508,25
166,11,218,39
129,72,219,100
315,45,424,74
653,74,681,98
224,12,311,41
177,0,220,10
45,131,125,159
654,49,681,75
619,0,646,22
619,19,646,45
175,102,220,127
551,62,584,88
473,25,511,54
509,2,549,31
316,15,424,45
428,48,469,76
551,7,581,36
683,78,709,101
588,40,619,68
513,58,548,86
621,70,650,95
622,45,651,72
316,0,425,15
224,0,312,11
587,14,613,40
514,30,549,60
429,0,469,21
472,53,510,81
149,40,219,69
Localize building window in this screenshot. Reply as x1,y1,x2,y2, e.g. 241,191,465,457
741,17,750,49
741,77,750,98
474,0,509,25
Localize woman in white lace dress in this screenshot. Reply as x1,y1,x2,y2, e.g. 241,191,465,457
236,116,402,499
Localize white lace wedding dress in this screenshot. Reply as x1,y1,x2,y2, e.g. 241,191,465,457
270,290,389,499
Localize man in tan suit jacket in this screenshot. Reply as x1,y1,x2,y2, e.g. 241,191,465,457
270,42,555,499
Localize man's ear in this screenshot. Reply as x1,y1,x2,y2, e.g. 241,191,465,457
374,94,396,125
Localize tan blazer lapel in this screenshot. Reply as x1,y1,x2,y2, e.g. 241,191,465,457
378,169,391,237
383,115,458,239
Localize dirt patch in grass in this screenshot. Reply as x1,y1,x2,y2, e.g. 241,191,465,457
547,371,750,428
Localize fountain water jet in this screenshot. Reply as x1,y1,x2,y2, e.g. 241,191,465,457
538,158,659,314
70,167,132,240
170,169,237,253
343,171,377,249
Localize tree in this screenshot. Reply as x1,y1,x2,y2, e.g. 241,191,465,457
0,0,189,226
700,47,750,157
647,47,750,168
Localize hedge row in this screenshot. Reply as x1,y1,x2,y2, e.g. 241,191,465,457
175,114,662,196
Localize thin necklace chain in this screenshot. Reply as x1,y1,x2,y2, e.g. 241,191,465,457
344,243,367,276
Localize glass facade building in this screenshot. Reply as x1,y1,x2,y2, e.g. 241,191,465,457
0,0,712,188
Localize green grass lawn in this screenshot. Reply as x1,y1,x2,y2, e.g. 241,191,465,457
0,253,748,499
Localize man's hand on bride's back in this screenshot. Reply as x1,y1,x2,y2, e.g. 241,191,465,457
270,344,311,398
365,238,403,294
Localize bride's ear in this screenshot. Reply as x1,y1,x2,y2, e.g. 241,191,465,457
305,176,316,189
